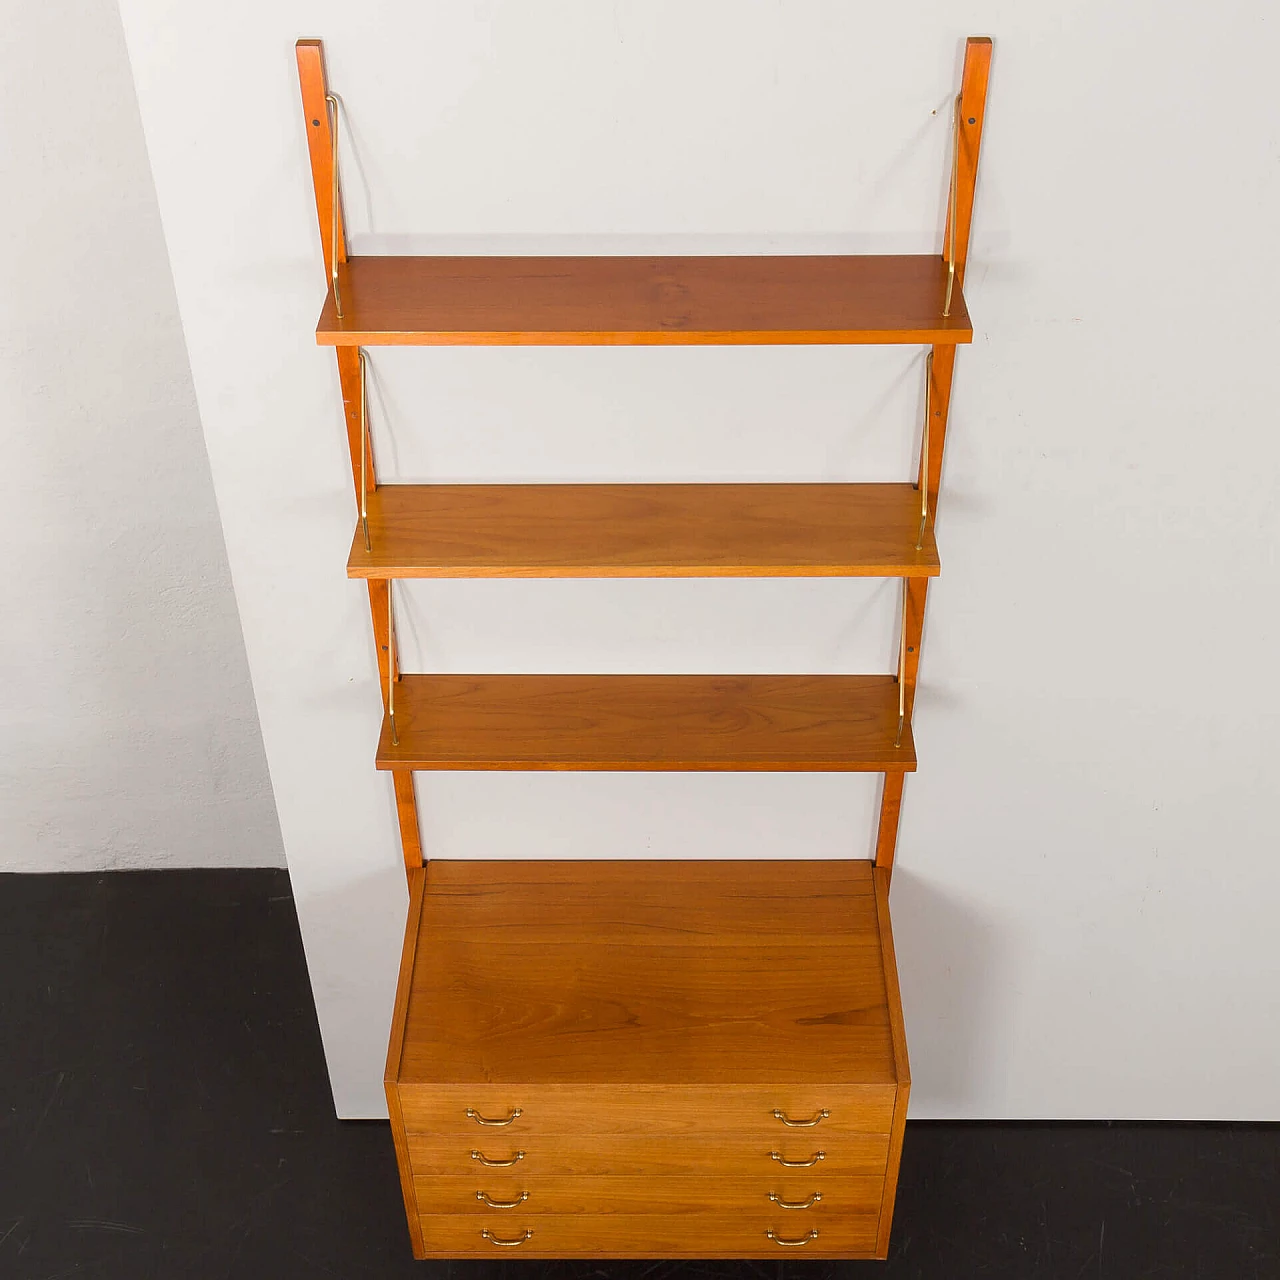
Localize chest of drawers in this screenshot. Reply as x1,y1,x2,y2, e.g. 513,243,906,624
385,859,909,1259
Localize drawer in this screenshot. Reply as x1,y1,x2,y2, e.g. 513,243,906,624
407,1130,890,1178
415,1174,883,1215
415,1211,879,1259
398,1083,894,1138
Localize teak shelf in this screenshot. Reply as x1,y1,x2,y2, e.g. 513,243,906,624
374,674,915,773
346,483,941,579
314,254,973,346
297,33,992,1263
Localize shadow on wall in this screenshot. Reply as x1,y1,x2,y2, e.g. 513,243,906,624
301,858,413,1118
890,867,1007,1114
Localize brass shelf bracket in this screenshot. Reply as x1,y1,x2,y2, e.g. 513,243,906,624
325,92,345,317
387,581,399,747
894,579,908,750
916,350,933,551
358,348,371,551
942,93,961,317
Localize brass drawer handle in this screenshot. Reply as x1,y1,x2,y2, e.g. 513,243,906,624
466,1107,523,1126
772,1108,829,1127
769,1191,822,1210
481,1229,533,1247
471,1149,525,1167
770,1150,825,1168
476,1191,530,1209
767,1229,819,1247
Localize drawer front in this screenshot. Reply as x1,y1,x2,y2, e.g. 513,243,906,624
415,1174,882,1216
407,1131,890,1178
416,1211,879,1259
399,1084,895,1138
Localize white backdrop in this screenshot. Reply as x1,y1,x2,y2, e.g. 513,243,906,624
0,0,281,872
117,1,1280,1118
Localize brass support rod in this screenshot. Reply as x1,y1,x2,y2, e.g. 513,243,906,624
358,349,371,551
387,582,399,746
894,579,907,749
942,93,961,317
916,350,933,551
325,92,344,317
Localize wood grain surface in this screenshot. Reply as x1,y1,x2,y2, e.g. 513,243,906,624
399,962,898,1087
346,483,941,579
393,861,900,1087
315,255,972,346
391,771,422,871
413,1174,882,1215
374,674,916,771
294,41,345,285
404,1131,891,1178
384,867,427,1256
874,864,912,1257
413,1211,878,1258
419,857,877,944
398,1084,895,1135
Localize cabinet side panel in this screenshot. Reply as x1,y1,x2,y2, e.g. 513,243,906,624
386,867,427,1081
387,1084,426,1258
875,1080,910,1258
873,866,910,1257
386,867,428,1256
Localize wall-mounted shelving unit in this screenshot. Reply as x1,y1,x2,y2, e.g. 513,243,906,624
297,34,991,1261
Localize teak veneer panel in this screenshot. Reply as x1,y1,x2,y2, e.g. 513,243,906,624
386,861,910,1259
392,861,901,1087
315,254,972,346
413,1212,879,1259
400,1083,895,1133
384,866,427,1255
375,674,916,772
405,1131,892,1178
347,483,940,579
414,1174,883,1215
419,856,877,944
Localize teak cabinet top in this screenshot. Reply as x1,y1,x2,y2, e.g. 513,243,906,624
391,860,905,1087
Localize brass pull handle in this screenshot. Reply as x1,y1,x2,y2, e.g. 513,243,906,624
471,1149,525,1167
767,1229,819,1247
770,1150,825,1168
772,1108,829,1128
481,1229,532,1247
769,1191,822,1210
466,1107,522,1126
476,1191,529,1209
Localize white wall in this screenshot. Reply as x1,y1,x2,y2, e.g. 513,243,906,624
117,1,1280,1118
0,1,282,871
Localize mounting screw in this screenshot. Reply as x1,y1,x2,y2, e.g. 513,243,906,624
968,117,976,124
907,647,915,653
312,118,321,126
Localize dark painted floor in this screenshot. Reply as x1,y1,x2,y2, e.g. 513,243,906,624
0,871,1275,1280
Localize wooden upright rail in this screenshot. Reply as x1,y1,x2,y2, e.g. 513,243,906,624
875,36,991,877
296,40,422,875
